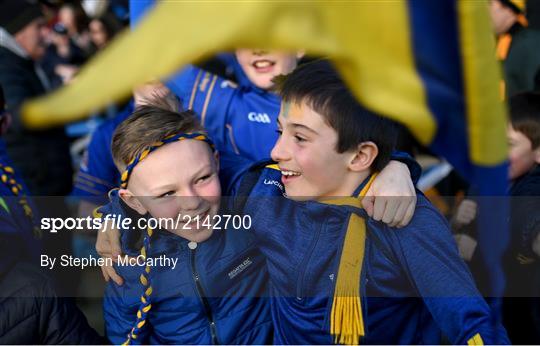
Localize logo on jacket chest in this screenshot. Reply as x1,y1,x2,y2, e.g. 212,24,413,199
228,257,253,279
248,112,271,124
263,179,284,192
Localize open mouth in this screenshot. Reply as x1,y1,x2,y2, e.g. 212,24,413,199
252,59,276,73
280,169,301,185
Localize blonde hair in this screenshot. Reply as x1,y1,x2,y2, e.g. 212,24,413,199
111,104,204,172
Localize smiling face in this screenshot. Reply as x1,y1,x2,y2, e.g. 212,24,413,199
270,101,372,200
507,125,540,180
235,49,303,90
120,139,221,243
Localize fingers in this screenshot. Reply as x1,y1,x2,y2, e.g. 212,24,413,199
108,227,122,258
97,223,123,284
95,230,109,257
372,196,387,222
381,197,399,225
104,264,124,286
362,195,375,217
388,197,408,228
101,265,110,282
397,198,416,228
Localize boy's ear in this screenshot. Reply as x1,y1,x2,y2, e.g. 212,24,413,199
118,188,147,215
534,146,540,164
348,141,378,172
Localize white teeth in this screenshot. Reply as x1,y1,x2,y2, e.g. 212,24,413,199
282,170,301,177
253,60,273,68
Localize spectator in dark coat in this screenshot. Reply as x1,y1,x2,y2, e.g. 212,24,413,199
0,0,73,196
0,262,105,344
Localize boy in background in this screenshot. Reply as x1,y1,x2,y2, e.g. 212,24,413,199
503,91,540,344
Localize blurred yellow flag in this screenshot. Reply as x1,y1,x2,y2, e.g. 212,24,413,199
23,1,504,165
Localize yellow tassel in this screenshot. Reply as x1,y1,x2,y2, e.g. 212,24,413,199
142,304,152,313
140,274,148,286
92,207,103,218
4,166,14,174
1,175,7,183
137,310,142,319
326,175,376,345
137,320,146,329
141,296,146,304
145,286,153,296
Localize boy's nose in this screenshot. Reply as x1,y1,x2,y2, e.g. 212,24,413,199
179,187,203,211
252,49,268,56
180,195,202,213
270,136,290,163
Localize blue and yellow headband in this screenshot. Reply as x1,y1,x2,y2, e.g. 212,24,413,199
120,132,215,189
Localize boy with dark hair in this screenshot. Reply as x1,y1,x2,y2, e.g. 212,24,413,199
98,60,508,344
100,105,272,344
503,91,540,343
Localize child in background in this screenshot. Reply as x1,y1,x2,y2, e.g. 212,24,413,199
503,91,540,344
453,91,540,344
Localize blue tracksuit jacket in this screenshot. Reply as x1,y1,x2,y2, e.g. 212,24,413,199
101,191,273,344
224,161,510,345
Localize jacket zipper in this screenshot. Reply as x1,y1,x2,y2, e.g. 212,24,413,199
190,247,219,344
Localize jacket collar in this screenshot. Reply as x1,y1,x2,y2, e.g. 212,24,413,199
0,27,29,59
